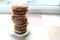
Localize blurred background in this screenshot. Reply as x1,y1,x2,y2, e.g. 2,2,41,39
0,0,60,14
0,0,60,40
0,0,60,5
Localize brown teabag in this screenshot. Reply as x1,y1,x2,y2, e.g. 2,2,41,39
11,2,29,35
12,7,28,15
11,3,29,15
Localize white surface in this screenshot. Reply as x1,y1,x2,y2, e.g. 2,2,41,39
48,26,60,40
0,14,60,40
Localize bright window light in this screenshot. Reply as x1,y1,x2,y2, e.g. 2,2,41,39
0,0,60,6
29,0,60,6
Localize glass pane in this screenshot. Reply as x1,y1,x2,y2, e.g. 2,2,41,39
0,0,60,6
28,0,60,6
0,0,11,5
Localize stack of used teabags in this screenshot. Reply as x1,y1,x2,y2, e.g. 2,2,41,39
11,3,29,35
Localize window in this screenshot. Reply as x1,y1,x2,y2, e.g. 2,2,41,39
28,0,60,6
0,0,11,5
0,0,60,6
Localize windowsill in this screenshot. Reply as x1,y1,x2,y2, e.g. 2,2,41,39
0,4,60,14
30,5,60,14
